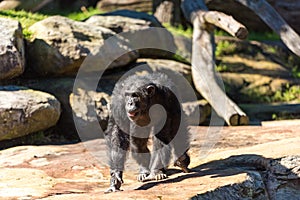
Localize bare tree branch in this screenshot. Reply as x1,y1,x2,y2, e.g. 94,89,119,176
234,0,300,57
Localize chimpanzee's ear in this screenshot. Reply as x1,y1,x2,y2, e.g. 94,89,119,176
146,84,155,97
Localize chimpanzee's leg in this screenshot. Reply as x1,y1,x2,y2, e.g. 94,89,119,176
104,118,130,193
171,120,190,173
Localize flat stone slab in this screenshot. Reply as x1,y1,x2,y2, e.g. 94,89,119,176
0,120,299,199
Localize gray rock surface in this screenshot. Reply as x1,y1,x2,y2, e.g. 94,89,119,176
27,15,138,76
0,18,25,80
0,86,61,141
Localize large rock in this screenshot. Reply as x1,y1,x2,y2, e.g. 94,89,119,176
87,10,178,60
89,10,174,59
0,18,25,80
0,86,61,141
27,15,138,76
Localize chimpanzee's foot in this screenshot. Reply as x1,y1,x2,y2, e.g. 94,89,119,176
174,152,190,173
141,169,167,182
137,167,150,182
137,172,150,182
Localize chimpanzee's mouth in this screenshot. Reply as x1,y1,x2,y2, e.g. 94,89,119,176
127,110,139,119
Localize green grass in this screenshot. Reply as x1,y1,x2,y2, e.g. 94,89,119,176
272,84,300,102
0,10,47,39
215,40,237,57
215,64,229,72
0,9,47,37
64,7,103,21
164,23,193,38
0,8,102,39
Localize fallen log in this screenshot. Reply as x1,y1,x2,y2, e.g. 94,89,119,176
181,0,249,125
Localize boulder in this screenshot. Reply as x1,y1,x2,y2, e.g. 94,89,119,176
0,86,61,141
70,77,115,140
27,15,138,76
87,10,177,60
18,78,79,139
0,18,25,80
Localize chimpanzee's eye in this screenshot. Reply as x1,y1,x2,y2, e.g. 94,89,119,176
131,92,139,98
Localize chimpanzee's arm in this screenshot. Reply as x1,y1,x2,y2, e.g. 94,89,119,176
104,118,130,193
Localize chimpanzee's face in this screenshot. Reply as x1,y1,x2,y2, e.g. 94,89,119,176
124,84,156,123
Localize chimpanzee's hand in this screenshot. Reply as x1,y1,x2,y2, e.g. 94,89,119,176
104,170,123,193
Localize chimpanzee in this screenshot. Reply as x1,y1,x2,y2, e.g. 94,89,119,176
104,72,190,193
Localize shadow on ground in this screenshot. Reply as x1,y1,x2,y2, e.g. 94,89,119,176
137,154,300,200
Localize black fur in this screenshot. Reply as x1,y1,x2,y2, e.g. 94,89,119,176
104,73,190,193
